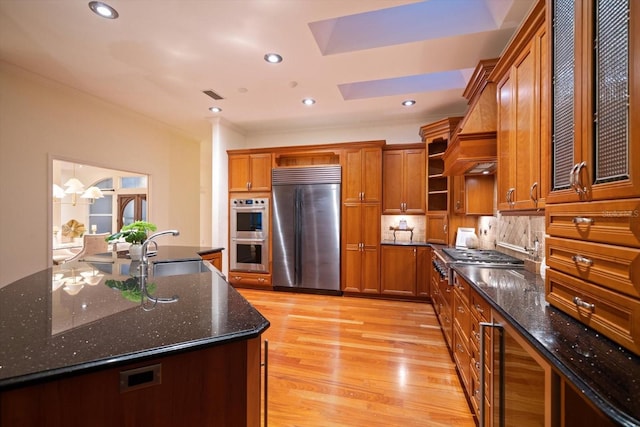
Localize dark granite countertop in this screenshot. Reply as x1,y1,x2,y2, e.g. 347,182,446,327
453,264,640,427
0,246,269,391
381,240,430,246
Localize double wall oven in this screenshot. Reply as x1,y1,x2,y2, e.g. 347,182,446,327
230,197,269,272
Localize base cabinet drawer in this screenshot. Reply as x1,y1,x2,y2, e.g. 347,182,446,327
546,199,640,248
546,237,640,298
228,272,272,289
546,268,640,355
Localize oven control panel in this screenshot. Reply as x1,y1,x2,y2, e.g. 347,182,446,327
232,198,268,205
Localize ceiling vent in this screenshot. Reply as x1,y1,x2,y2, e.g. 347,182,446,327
202,89,224,100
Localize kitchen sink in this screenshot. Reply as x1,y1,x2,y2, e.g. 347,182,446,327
152,260,214,277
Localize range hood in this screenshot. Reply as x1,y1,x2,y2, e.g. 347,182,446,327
443,131,496,175
442,59,498,176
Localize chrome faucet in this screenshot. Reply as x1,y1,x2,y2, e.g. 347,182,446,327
137,229,180,309
141,229,180,265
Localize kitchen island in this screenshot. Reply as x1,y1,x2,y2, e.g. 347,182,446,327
0,246,269,426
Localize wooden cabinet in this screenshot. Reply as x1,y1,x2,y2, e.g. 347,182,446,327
547,0,640,204
420,117,462,245
545,1,640,356
416,246,431,298
453,175,495,215
492,1,548,211
0,338,264,427
341,143,383,294
561,380,618,427
343,146,382,203
452,273,471,393
431,251,453,350
343,203,381,294
382,145,425,215
228,271,272,289
200,250,222,272
380,245,430,298
228,153,272,192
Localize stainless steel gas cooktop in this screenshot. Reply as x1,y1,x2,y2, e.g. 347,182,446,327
442,248,524,267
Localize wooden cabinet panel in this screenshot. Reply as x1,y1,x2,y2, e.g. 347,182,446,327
454,175,495,215
248,154,272,191
228,153,272,192
229,155,252,192
416,246,431,298
343,147,381,203
381,245,417,297
0,338,262,427
426,214,448,245
546,236,640,299
382,147,426,215
546,268,640,355
382,150,404,213
228,271,272,289
200,251,222,272
546,199,640,248
342,202,380,294
404,149,426,214
341,145,382,294
495,21,547,211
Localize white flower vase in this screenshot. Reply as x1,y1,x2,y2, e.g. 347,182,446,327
129,243,143,261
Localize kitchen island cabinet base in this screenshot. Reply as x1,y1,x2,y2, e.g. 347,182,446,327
0,337,263,427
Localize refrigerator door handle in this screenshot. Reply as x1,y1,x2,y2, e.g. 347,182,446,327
294,187,302,285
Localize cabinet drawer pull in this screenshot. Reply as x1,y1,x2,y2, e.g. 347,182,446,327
572,216,594,225
456,343,465,353
233,276,243,281
573,296,595,311
475,361,481,370
457,306,465,314
474,303,484,313
473,331,481,342
572,255,593,266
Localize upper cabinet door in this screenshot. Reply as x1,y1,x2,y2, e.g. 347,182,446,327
228,153,272,192
548,0,639,203
247,153,272,192
403,149,426,214
382,150,404,214
228,154,252,192
382,146,425,215
495,16,547,212
343,147,382,203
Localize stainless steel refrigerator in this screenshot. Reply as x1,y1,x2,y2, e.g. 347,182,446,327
272,166,341,292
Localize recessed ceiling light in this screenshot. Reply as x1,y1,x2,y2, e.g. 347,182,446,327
302,98,316,106
209,107,222,113
264,53,283,64
402,100,416,107
88,1,119,19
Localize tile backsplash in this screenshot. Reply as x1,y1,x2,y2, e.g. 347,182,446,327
381,215,426,242
380,213,544,260
494,214,545,260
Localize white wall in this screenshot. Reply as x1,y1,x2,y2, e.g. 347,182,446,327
0,62,205,287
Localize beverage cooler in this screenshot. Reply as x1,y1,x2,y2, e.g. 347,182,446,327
480,310,557,427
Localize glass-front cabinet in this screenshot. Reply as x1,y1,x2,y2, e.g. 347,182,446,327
548,0,639,203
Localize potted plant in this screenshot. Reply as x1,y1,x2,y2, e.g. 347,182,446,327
106,221,157,260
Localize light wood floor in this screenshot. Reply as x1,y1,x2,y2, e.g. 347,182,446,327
239,289,476,427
